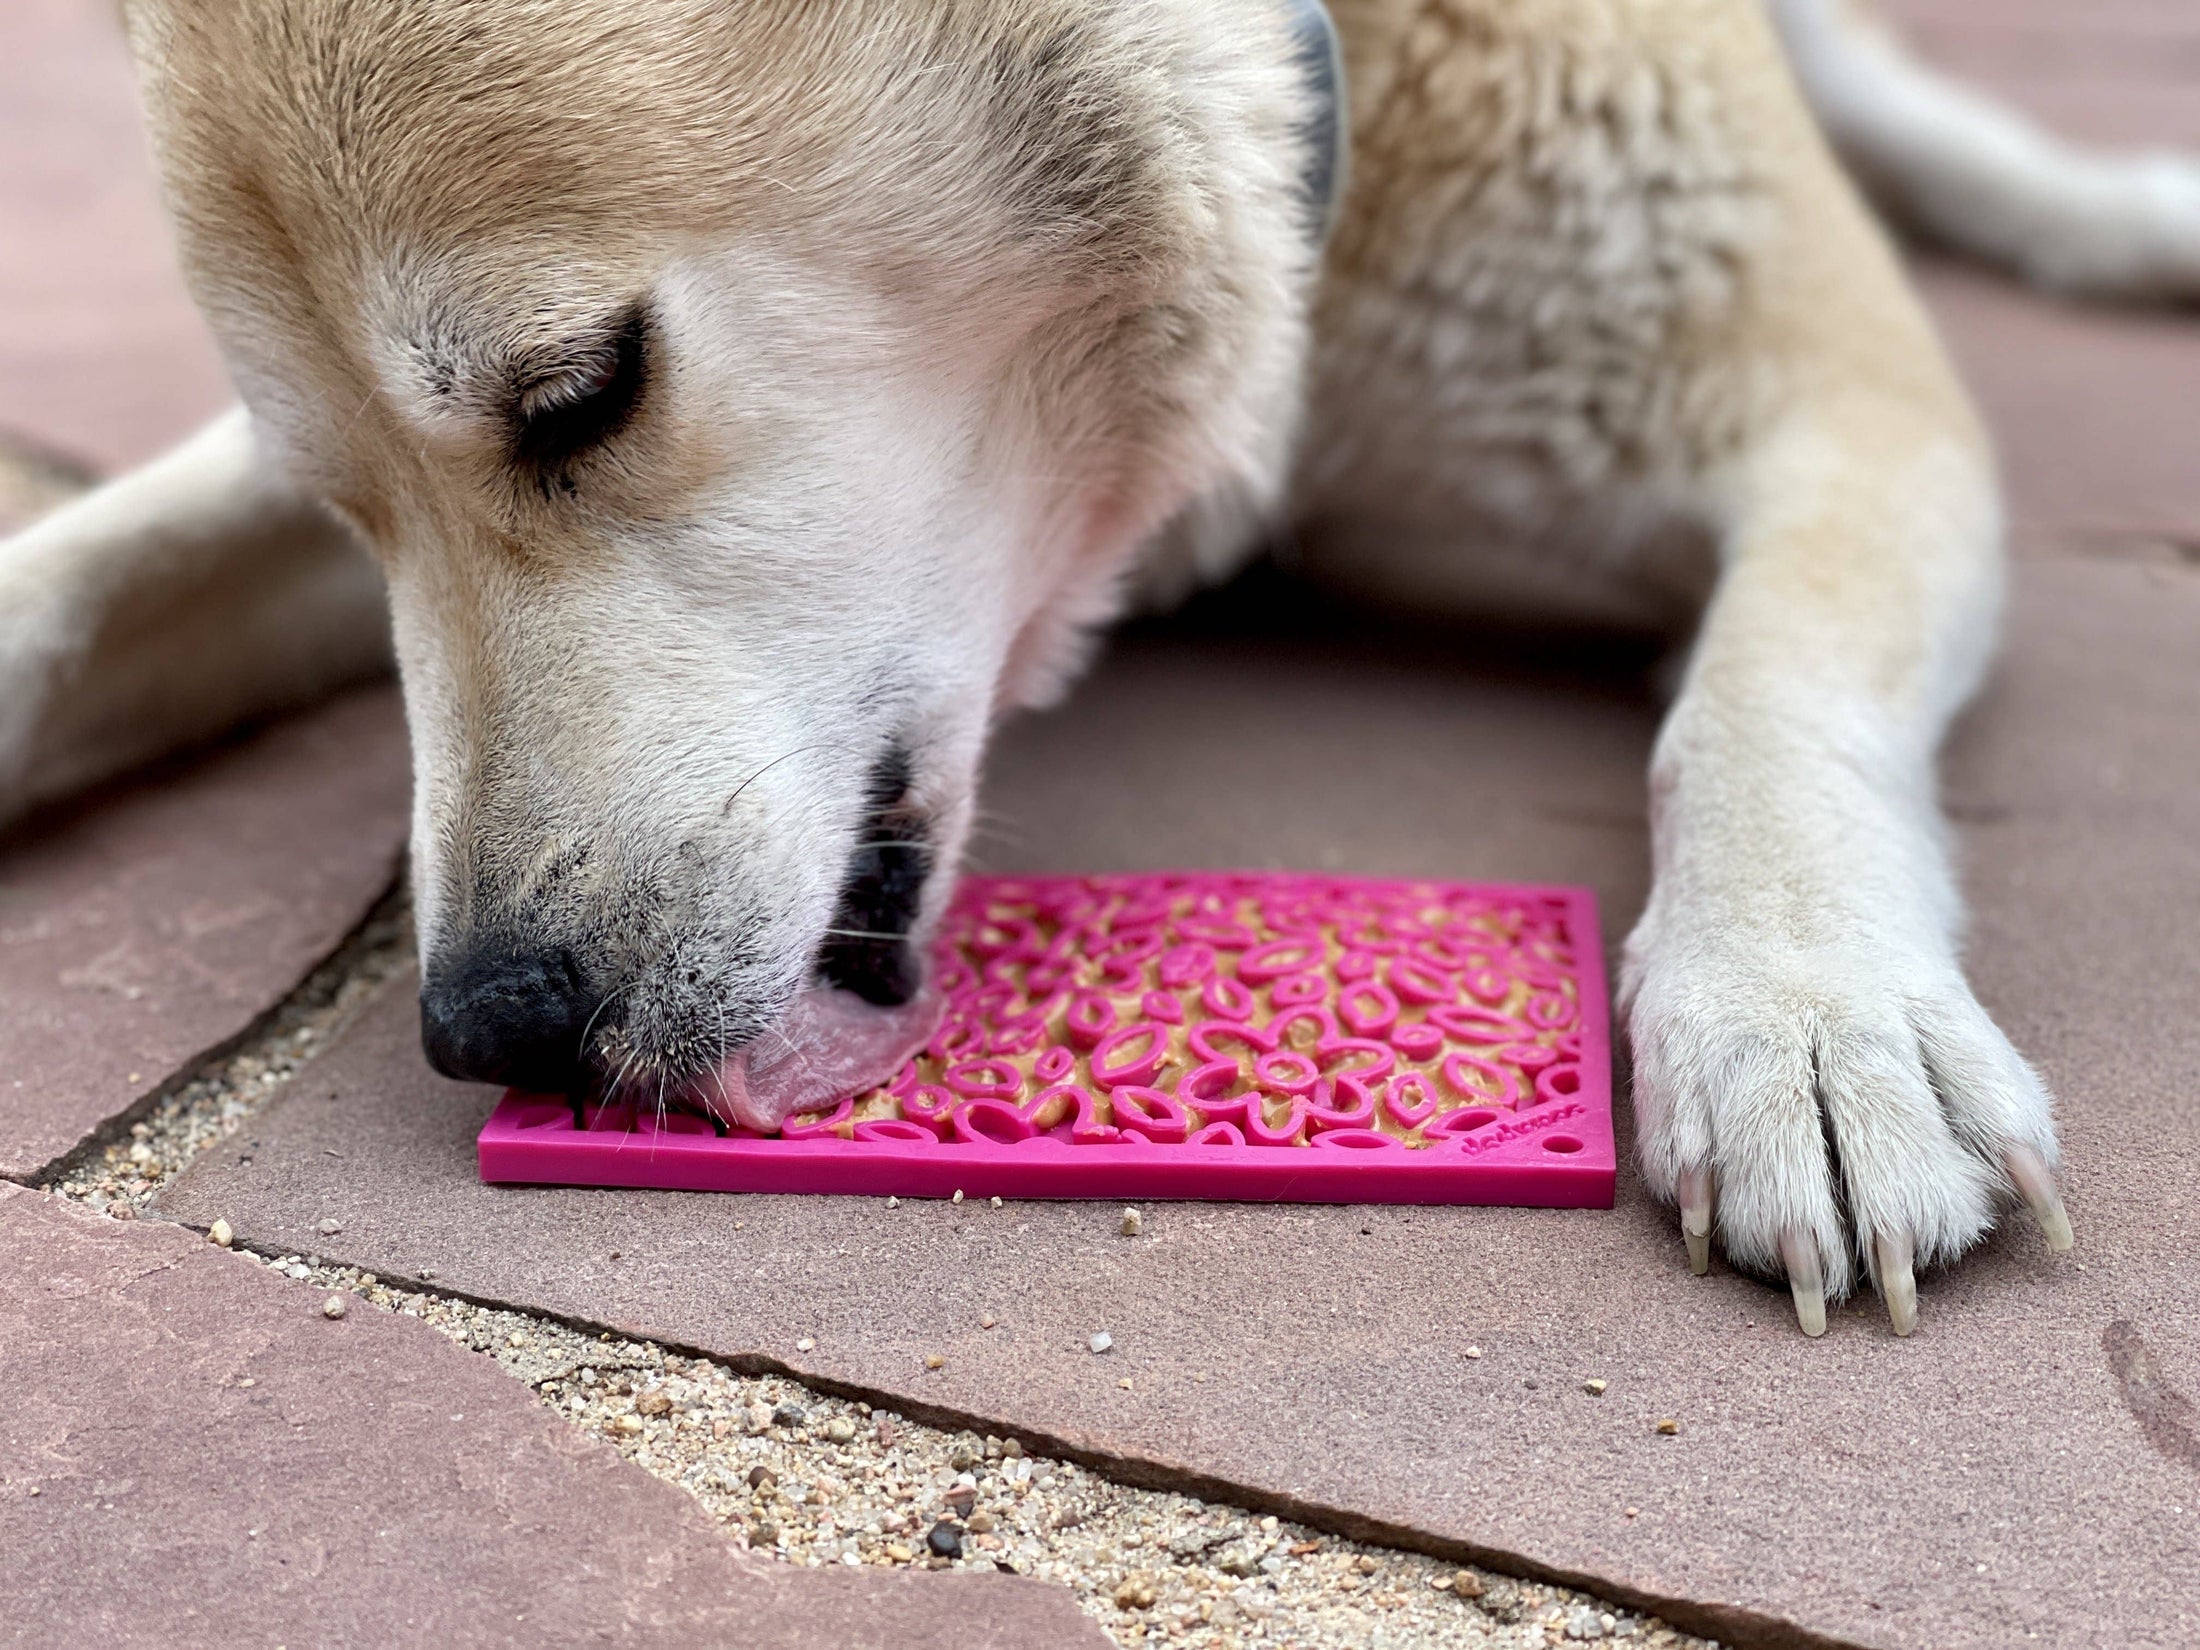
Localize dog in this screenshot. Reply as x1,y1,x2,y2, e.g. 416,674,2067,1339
6,0,2195,1335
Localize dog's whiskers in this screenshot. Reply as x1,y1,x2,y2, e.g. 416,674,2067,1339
718,741,861,819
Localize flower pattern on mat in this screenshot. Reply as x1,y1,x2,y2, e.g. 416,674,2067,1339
747,872,1592,1151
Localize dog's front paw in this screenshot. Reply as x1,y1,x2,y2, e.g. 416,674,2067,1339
1621,909,2070,1337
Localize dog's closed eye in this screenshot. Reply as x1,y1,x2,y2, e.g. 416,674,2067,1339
513,305,649,476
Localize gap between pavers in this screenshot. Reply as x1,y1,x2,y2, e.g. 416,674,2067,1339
0,1181,1109,1649
158,549,2200,1650
1,684,412,1184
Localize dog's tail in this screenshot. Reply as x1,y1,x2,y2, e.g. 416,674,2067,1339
1768,0,2200,302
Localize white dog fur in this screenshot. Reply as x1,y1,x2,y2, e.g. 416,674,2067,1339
5,0,2182,1333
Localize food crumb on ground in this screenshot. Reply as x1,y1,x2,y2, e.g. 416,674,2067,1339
320,1295,347,1319
1090,1332,1114,1354
208,1218,233,1248
1120,1206,1143,1237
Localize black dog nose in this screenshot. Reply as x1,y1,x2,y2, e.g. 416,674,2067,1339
420,944,596,1091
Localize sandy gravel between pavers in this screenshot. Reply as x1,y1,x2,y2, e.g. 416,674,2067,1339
43,893,1712,1650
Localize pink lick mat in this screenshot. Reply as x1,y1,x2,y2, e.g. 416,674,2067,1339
478,871,1615,1207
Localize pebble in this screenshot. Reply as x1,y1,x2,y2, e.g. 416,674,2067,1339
744,1401,772,1434
636,1391,673,1416
747,1466,776,1491
980,1315,997,1330
989,1196,1003,1209
1583,1379,1609,1396
320,1295,347,1320
1464,1346,1482,1359
1452,1570,1485,1598
317,1217,342,1236
1114,1575,1158,1610
795,1337,815,1353
826,1418,856,1444
1120,1206,1143,1237
751,1520,778,1546
926,1521,963,1558
207,1218,233,1249
614,1414,644,1436
772,1402,807,1428
1089,1332,1114,1355
967,1511,996,1534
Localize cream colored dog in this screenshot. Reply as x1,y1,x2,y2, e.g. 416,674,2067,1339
8,0,2195,1334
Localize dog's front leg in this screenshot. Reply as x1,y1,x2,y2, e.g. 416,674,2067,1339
0,408,389,827
1622,383,2069,1337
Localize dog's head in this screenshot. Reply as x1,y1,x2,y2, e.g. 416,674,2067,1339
127,0,1319,1122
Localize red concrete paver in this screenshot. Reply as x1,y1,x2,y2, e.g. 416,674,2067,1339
1885,0,2200,544
1922,260,2200,543
0,0,231,471
0,1182,1107,1649
160,548,2200,1650
1885,0,2200,151
0,686,410,1181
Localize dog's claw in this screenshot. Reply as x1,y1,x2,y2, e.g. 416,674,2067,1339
1677,1165,1713,1275
2006,1144,2074,1253
1779,1229,1827,1337
1874,1229,1917,1337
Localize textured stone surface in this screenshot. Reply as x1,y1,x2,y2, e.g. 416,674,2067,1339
162,549,2200,1650
1923,259,2200,542
1887,0,2200,152
0,686,410,1181
1884,0,2200,542
0,1182,1107,1649
0,0,231,471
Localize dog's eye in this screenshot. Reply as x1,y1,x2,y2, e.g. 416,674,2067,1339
513,307,648,475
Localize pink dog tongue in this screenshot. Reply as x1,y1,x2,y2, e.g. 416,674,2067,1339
709,985,942,1133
